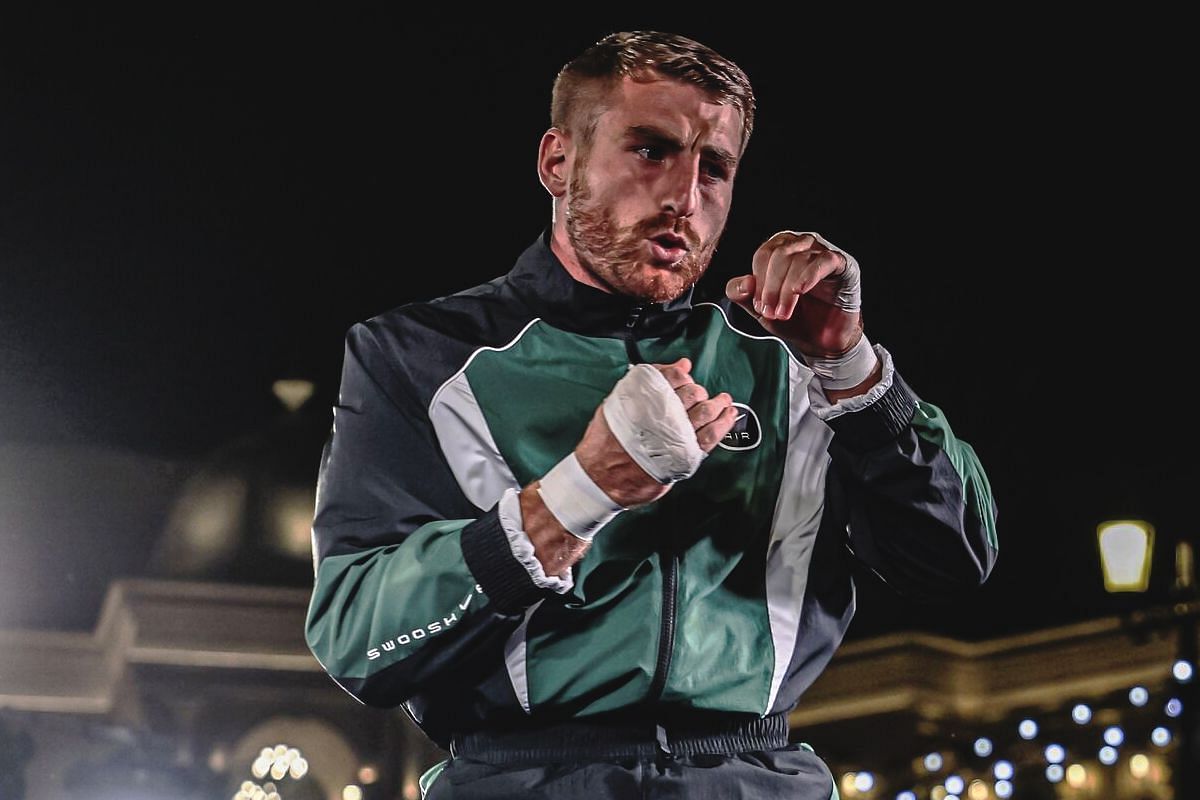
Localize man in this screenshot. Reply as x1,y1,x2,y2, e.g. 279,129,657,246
306,31,997,799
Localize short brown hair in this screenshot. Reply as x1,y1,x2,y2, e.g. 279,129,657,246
551,31,756,158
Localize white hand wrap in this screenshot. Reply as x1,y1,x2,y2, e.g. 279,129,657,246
537,452,625,542
801,230,862,312
602,363,706,484
804,333,879,390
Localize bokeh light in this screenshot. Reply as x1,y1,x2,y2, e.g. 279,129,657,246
1103,726,1124,747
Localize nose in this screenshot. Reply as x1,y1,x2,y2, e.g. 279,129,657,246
659,157,702,218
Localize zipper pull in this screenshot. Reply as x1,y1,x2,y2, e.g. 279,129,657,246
625,304,645,330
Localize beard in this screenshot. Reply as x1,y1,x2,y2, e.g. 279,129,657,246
564,162,720,303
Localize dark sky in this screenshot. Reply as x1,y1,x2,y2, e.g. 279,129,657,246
1,12,1190,640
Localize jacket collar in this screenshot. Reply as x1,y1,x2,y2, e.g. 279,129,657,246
506,227,695,338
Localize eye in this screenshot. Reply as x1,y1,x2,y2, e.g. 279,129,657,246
634,145,666,162
702,161,729,182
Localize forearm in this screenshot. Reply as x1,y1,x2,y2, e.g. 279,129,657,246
823,366,999,599
519,480,592,578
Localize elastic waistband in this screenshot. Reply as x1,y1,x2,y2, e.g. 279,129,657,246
449,711,791,764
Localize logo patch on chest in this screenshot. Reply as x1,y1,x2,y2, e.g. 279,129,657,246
718,402,762,451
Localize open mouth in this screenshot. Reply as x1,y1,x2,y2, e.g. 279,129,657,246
648,233,689,264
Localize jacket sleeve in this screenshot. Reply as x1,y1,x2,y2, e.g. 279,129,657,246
304,320,554,707
814,346,999,601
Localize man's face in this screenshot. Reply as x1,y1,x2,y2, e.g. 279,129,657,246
563,75,742,303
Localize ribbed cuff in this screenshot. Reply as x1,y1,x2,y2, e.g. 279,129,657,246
460,505,549,614
827,371,919,452
498,487,574,593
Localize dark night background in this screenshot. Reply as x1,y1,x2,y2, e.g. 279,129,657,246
0,12,1190,643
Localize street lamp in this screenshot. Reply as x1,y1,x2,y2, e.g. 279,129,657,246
1096,520,1154,592
1097,520,1198,799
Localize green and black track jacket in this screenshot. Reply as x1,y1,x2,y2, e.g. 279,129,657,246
305,228,999,749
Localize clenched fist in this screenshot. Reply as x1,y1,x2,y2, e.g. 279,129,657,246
725,231,863,358
575,357,736,508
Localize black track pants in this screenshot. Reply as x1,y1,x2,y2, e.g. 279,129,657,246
420,743,839,799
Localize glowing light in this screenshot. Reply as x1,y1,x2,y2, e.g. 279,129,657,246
994,780,1012,799
1130,754,1150,779
993,760,1014,781
273,745,287,759
1152,726,1172,746
974,737,993,757
946,796,960,800
932,787,948,800
1066,764,1087,788
266,794,280,800
259,748,274,761
1097,520,1154,591
1103,726,1124,747
358,765,379,784
270,761,287,781
1099,746,1118,765
1044,744,1065,764
343,787,364,800
967,779,989,800
946,775,965,795
290,758,309,779
897,793,917,800
273,379,315,412
1173,659,1195,683
1046,764,1064,783
841,773,858,795
402,781,419,800
1166,698,1183,718
241,782,255,793
1072,703,1092,724
924,752,944,772
855,773,875,792
1129,686,1149,706
1018,719,1038,739
252,758,271,779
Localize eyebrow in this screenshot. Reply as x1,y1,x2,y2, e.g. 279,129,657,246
623,124,738,172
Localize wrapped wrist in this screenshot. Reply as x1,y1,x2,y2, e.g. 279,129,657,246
537,452,626,541
802,333,878,390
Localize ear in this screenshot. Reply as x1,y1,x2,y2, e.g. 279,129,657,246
537,127,571,198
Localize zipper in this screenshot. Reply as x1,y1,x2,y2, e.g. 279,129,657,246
648,551,678,706
623,304,645,364
623,300,678,710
